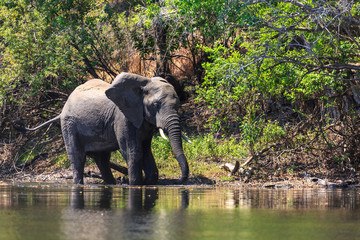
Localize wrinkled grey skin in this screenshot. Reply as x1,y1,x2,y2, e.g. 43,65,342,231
18,73,189,185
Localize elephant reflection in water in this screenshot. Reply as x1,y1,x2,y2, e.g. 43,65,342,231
61,186,189,240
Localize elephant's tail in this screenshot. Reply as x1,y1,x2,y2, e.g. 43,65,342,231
12,115,61,132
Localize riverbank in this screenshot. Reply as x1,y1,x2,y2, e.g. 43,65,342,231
2,164,359,189
2,99,359,189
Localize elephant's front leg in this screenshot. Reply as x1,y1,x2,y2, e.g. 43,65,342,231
119,134,144,185
142,138,158,185
126,147,144,185
117,124,146,185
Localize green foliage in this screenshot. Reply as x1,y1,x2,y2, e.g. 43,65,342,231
240,104,285,153
183,134,247,161
131,0,180,59
174,0,256,45
54,153,71,168
196,0,360,152
2,0,360,177
111,134,248,179
0,0,83,103
0,0,133,108
151,134,174,162
151,134,247,178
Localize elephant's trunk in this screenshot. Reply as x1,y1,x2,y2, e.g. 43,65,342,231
164,114,189,183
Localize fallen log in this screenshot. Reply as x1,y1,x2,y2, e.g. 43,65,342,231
109,161,128,175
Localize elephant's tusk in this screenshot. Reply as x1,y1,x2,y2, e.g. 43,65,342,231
159,128,191,143
181,132,192,143
159,128,168,140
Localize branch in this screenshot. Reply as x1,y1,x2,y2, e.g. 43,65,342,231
241,143,280,167
259,56,360,72
276,0,360,25
71,43,100,79
169,54,194,63
109,161,128,175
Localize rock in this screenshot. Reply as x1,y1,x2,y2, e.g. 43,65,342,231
345,179,358,185
318,179,328,186
245,167,252,177
276,185,294,189
220,161,240,175
325,182,337,188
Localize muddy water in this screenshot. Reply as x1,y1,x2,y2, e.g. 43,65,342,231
0,184,360,240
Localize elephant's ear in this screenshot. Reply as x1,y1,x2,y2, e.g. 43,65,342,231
105,72,149,128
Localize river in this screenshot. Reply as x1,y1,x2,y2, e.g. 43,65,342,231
0,183,359,240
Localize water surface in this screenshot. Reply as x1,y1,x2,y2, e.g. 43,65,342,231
0,183,359,240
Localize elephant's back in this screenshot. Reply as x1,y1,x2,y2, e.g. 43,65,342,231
68,79,109,100
75,79,110,93
62,79,114,118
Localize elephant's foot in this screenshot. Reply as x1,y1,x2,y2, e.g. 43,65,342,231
118,176,129,185
73,176,84,184
144,172,158,185
129,177,143,186
102,175,117,185
72,169,85,184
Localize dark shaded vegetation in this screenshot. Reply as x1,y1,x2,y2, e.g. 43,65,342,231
1,0,360,183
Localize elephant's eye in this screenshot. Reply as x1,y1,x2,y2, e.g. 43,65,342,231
154,101,161,109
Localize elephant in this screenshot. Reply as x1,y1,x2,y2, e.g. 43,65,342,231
14,72,189,185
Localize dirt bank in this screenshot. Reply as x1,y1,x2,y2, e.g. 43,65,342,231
2,164,359,189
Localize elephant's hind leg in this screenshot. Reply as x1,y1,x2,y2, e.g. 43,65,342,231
92,151,116,185
62,130,86,184
70,153,86,184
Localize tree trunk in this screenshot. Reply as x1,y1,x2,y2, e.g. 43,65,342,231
154,18,170,77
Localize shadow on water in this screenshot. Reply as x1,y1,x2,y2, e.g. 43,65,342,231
157,176,216,185
62,186,190,240
68,186,189,210
1,185,360,240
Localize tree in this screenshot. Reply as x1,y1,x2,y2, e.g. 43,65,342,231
0,0,137,113
198,0,360,161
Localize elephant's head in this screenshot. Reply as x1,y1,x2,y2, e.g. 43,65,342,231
105,72,189,182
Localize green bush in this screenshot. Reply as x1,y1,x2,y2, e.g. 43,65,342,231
196,1,360,154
